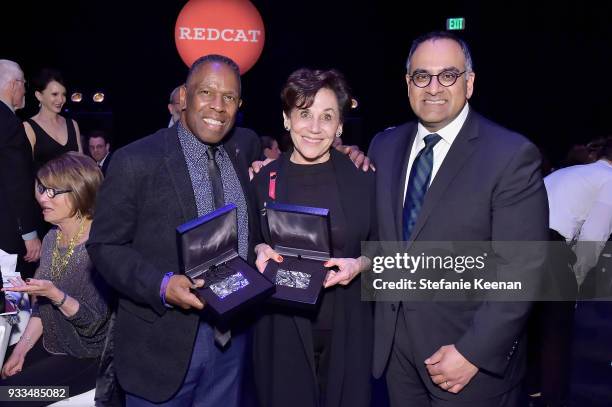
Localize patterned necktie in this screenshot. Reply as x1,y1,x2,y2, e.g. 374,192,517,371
205,146,231,347
402,133,442,240
206,146,225,209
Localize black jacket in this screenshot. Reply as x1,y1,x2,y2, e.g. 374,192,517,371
87,125,261,402
0,103,39,258
251,149,377,407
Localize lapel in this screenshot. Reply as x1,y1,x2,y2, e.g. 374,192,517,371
408,111,480,241
393,124,418,241
162,129,197,222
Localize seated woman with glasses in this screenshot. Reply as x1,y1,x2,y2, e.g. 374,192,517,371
251,68,376,407
1,152,110,399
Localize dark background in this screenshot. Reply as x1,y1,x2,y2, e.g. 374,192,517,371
2,0,610,166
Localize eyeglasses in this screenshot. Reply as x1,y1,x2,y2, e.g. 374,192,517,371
35,179,72,198
409,70,466,88
15,78,26,87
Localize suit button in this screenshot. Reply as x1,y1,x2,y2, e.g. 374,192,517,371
391,304,397,312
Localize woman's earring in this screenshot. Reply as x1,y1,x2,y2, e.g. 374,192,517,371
336,131,342,138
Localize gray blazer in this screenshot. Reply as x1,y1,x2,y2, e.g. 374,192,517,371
368,110,549,401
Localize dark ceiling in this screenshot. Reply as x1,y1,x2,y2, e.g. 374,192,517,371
2,0,610,165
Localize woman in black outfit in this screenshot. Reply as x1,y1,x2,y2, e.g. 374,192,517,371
251,68,376,407
23,68,83,171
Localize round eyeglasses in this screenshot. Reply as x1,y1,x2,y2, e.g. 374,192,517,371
36,179,72,198
409,70,466,88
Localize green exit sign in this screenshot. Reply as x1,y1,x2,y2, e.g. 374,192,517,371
446,18,465,30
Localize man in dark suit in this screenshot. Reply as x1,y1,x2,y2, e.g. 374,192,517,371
368,32,548,406
87,130,113,175
87,55,261,405
0,60,41,277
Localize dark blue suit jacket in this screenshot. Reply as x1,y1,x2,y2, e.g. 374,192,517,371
369,109,549,401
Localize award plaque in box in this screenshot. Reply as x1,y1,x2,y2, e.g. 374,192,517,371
176,204,274,319
263,202,332,308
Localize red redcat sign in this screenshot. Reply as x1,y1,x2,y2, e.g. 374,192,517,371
175,0,265,74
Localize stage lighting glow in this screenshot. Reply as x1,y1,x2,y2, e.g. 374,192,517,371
93,92,105,103
71,92,83,102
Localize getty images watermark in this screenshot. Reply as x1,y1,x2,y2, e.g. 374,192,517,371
360,241,612,302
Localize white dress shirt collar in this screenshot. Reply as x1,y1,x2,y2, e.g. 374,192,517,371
403,103,470,201
98,152,110,168
415,102,470,145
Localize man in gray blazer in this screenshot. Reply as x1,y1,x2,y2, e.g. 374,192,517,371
368,32,548,406
88,55,261,406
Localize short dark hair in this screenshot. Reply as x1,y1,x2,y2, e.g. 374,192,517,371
406,31,473,74
87,130,111,145
603,137,612,161
37,152,103,219
281,68,352,121
591,136,612,161
31,68,66,93
261,136,276,150
186,54,241,94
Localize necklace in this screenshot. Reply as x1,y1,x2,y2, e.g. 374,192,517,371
51,219,85,280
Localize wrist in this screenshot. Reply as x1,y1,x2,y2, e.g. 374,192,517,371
255,243,268,255
49,287,63,304
18,335,35,352
160,272,174,308
51,291,67,307
358,256,371,272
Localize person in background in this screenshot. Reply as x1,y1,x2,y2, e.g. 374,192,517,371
0,59,41,278
88,130,112,175
526,136,612,407
1,152,110,402
23,68,83,170
260,135,281,160
545,136,612,286
167,85,182,127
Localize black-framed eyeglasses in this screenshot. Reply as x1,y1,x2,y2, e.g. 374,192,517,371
35,179,72,198
409,70,466,88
